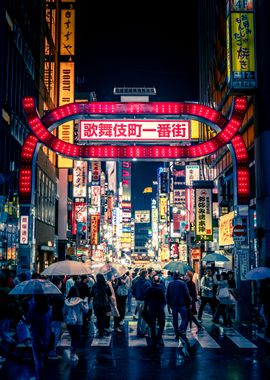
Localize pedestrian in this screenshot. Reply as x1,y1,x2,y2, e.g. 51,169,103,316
106,274,119,333
0,274,18,346
166,271,191,340
65,276,75,295
114,273,129,332
198,267,217,322
132,269,151,336
78,275,91,335
91,273,112,338
126,271,133,313
48,277,65,359
184,270,202,332
213,272,231,326
63,286,89,361
26,294,52,380
144,275,166,347
260,278,270,339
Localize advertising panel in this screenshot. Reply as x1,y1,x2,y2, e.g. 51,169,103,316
122,162,131,201
72,203,86,235
91,186,100,209
20,215,29,244
185,165,200,186
195,188,213,241
90,214,100,245
219,211,234,246
169,242,179,260
135,210,150,224
173,162,186,190
106,161,117,193
159,195,168,222
79,120,190,141
58,61,74,168
227,7,256,89
91,161,101,184
60,8,75,55
158,168,169,194
73,161,87,197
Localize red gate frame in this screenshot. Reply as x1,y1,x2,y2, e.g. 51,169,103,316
19,96,249,205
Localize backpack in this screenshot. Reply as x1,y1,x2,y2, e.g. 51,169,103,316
66,306,78,325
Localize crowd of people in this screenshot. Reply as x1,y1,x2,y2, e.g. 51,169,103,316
0,264,269,379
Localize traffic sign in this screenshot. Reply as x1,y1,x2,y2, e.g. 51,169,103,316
233,224,245,237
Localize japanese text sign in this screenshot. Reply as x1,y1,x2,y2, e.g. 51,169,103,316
79,119,190,142
195,188,213,241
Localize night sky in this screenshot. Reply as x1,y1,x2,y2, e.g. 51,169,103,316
75,0,199,209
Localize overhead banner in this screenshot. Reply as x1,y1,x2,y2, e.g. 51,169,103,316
219,211,234,246
79,120,190,142
226,2,256,90
195,188,213,241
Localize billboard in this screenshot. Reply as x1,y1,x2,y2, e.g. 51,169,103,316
58,62,74,168
90,214,100,245
195,188,213,241
60,8,75,55
79,120,190,141
73,161,87,198
122,161,131,201
227,5,256,89
185,165,200,186
219,211,234,246
135,210,150,224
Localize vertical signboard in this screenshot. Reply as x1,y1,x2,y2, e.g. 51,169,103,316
195,188,213,241
122,162,131,201
90,214,100,245
60,8,75,55
185,165,200,186
219,211,234,246
58,1,75,168
73,161,87,198
58,61,75,168
226,0,256,90
20,215,29,245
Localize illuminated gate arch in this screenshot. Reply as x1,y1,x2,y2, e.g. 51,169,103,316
20,96,249,207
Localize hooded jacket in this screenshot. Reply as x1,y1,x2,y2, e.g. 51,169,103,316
63,297,89,325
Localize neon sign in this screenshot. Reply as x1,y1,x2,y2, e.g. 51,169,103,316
19,97,249,205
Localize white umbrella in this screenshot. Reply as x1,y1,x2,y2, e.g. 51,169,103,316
245,266,270,280
41,260,91,276
9,279,62,295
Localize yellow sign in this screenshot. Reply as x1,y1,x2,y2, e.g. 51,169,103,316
219,211,234,246
60,9,75,56
231,13,255,72
58,62,74,168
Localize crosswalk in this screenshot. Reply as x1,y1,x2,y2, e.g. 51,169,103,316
65,318,260,350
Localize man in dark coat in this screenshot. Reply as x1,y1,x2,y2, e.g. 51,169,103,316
48,277,65,358
132,270,151,336
166,272,191,339
144,275,166,347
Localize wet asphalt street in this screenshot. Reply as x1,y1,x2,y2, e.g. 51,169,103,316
1,312,270,380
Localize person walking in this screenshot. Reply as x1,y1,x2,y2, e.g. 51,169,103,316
78,275,91,335
63,286,89,361
26,294,52,380
184,270,202,332
132,270,151,336
48,277,65,359
91,273,112,338
213,272,231,326
114,273,129,332
198,267,218,322
166,272,191,340
144,275,166,347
